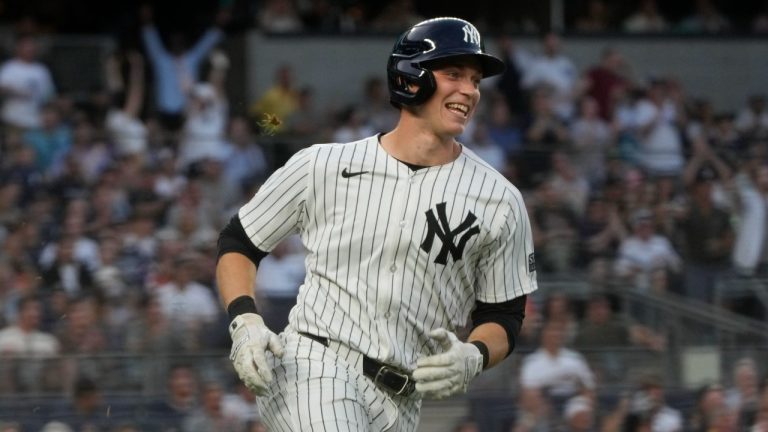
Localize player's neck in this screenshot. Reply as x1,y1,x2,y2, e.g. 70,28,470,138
380,121,461,167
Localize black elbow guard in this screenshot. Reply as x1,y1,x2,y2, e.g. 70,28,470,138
471,295,527,357
217,214,268,266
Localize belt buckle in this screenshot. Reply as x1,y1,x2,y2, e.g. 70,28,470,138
373,366,412,396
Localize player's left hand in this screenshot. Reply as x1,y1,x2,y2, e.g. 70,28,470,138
413,328,484,399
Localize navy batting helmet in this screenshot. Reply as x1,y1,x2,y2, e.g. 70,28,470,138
387,17,505,107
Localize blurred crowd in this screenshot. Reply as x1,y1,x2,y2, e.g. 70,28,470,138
0,1,768,431
3,0,768,36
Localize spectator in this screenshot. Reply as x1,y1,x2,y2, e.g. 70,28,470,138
531,180,580,273
623,0,669,33
685,98,718,152
466,122,507,172
124,295,176,354
40,235,95,297
358,76,398,134
331,104,375,143
614,208,682,293
735,94,768,140
486,92,524,158
634,79,685,178
183,380,244,432
0,33,56,130
300,0,342,32
687,382,737,431
520,31,580,121
0,296,61,393
143,364,200,431
164,180,218,242
140,4,227,131
540,293,578,344
48,377,120,431
519,322,596,403
1,217,44,280
39,203,101,274
569,96,613,187
628,375,684,432
153,253,220,350
68,117,112,185
574,0,613,33
337,2,367,33
513,386,556,432
221,380,261,425
563,394,596,432
583,47,632,122
577,193,627,282
753,1,768,33
177,50,230,172
725,357,761,430
104,51,148,159
709,113,743,167
195,158,241,229
22,103,73,178
282,86,327,141
677,168,734,304
548,151,591,217
677,0,731,34
153,149,188,202
53,295,109,391
522,87,570,185
574,293,665,350
249,64,300,134
370,0,424,32
495,36,531,119
221,116,269,190
256,0,304,33
574,293,665,383
731,156,768,276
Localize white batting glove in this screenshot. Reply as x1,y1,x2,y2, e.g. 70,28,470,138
413,328,484,399
229,313,284,396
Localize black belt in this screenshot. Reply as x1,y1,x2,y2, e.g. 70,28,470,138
298,332,416,397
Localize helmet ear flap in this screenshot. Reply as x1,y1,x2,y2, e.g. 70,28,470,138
387,63,436,108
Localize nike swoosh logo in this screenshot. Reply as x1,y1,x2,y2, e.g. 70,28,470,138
341,168,369,178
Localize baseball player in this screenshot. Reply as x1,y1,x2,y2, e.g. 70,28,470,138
216,17,538,431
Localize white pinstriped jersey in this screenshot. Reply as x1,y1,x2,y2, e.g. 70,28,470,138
239,134,538,371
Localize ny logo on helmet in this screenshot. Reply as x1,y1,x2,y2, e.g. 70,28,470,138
462,24,481,45
421,202,480,265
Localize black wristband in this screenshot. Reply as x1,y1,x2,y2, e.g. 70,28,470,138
470,340,490,370
227,295,258,321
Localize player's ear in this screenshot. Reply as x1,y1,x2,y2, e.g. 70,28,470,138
397,76,419,95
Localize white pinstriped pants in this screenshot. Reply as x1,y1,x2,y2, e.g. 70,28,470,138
258,330,422,431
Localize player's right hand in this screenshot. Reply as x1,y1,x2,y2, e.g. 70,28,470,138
229,313,284,396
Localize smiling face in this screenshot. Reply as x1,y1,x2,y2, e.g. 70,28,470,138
413,56,483,139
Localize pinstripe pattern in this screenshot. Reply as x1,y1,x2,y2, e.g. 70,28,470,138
238,135,537,429
260,331,420,431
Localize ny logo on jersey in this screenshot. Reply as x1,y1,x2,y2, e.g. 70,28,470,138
421,202,480,265
462,24,481,45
